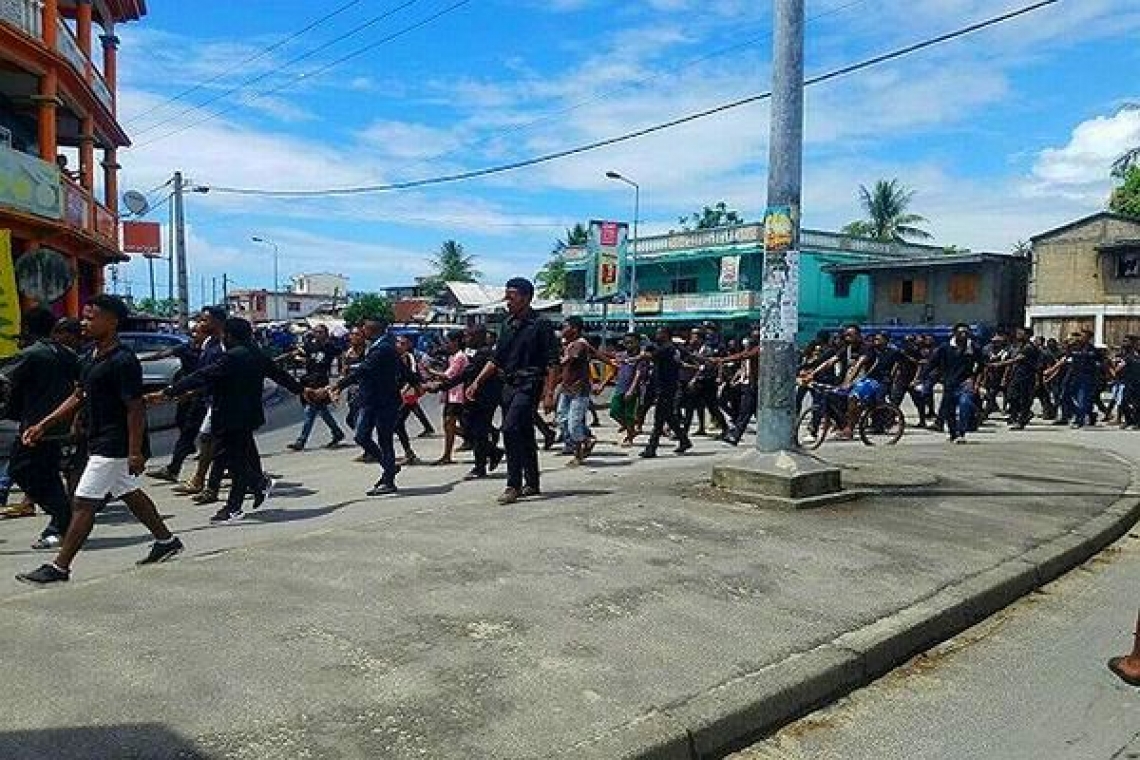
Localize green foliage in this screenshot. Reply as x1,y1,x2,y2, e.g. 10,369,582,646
134,297,177,317
1011,240,1032,258
421,240,480,296
678,202,745,231
1109,166,1140,220
844,179,933,243
341,293,394,326
535,224,588,299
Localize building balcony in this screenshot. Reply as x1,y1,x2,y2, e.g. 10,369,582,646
0,144,118,251
563,290,761,321
0,0,115,113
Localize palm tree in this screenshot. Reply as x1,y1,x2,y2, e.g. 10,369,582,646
535,224,587,299
842,179,933,243
422,240,480,296
1111,104,1140,179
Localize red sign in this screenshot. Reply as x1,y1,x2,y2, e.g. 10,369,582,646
122,221,162,256
599,222,619,247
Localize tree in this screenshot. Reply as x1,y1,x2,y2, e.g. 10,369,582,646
341,293,394,326
678,201,745,231
535,223,588,299
421,240,480,297
134,297,177,317
1011,240,1032,258
1111,104,1140,179
842,179,933,243
1109,165,1140,220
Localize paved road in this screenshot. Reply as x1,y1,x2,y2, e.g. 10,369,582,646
734,426,1140,760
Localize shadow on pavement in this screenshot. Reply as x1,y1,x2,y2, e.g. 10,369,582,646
0,724,214,760
243,499,366,523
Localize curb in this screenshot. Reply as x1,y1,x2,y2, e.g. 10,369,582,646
555,463,1140,760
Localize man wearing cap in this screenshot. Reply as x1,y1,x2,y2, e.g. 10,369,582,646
467,278,560,504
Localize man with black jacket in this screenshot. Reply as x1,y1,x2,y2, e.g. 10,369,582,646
1,307,79,550
930,323,984,444
157,317,306,523
331,315,413,496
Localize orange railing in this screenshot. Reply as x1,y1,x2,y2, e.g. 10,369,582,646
61,175,117,246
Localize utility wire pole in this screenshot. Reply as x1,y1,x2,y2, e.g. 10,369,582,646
172,171,190,331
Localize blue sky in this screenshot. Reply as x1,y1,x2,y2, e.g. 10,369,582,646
109,0,1140,306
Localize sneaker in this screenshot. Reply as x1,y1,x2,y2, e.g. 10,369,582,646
146,466,178,483
520,485,541,498
287,441,305,452
137,537,185,564
367,482,398,497
639,448,658,459
209,509,243,524
353,453,377,464
173,480,203,496
15,563,69,586
251,477,277,510
489,448,504,472
31,534,61,550
497,487,520,505
192,489,219,506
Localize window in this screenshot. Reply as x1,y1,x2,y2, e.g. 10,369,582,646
670,277,698,295
948,273,980,304
833,274,852,299
890,277,926,304
287,301,302,313
1116,253,1140,279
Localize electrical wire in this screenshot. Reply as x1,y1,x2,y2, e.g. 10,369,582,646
125,0,364,128
131,0,425,140
201,0,1060,198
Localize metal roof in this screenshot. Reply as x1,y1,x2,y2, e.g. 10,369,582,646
823,252,1021,274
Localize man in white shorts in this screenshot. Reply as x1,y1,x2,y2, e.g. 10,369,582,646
16,294,183,586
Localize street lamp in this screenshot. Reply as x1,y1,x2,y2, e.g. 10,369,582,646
605,171,640,333
251,236,280,322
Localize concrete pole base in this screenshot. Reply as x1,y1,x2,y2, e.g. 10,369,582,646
711,448,850,511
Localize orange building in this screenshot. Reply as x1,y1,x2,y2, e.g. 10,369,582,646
0,0,147,317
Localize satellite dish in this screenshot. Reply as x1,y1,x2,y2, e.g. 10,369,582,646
122,190,150,216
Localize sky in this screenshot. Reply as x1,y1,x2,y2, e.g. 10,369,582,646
108,0,1140,307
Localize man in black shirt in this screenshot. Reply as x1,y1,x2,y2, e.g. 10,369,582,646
144,320,205,483
16,295,184,586
288,324,345,451
1065,330,1103,428
1,307,79,550
930,323,983,443
467,277,559,505
160,317,306,522
994,327,1040,430
1117,335,1140,429
640,327,693,458
428,326,504,480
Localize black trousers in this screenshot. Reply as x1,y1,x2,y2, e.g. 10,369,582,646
8,440,70,538
648,387,688,450
218,428,263,512
1121,384,1140,426
463,404,497,473
727,386,757,442
501,381,541,491
168,398,207,476
1006,376,1035,426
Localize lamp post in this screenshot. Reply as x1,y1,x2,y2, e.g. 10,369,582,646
251,236,280,322
605,171,639,333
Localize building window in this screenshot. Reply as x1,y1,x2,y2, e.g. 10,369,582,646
287,301,302,313
671,277,698,295
1116,253,1140,279
890,277,926,304
833,274,853,299
948,273,980,304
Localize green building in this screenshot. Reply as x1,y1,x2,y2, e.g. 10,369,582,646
561,223,945,342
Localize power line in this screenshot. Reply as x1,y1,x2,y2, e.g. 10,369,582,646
202,0,1060,198
131,0,425,140
126,0,364,129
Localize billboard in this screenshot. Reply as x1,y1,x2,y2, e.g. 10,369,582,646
122,221,162,256
0,231,20,359
586,220,628,302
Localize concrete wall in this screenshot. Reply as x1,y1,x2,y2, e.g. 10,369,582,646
866,260,1026,329
1031,216,1140,306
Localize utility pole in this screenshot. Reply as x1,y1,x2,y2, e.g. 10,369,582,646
222,274,229,306
172,171,190,331
148,256,156,302
711,0,841,506
211,276,217,305
756,0,805,452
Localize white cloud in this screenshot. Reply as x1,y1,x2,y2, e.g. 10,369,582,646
1031,107,1140,192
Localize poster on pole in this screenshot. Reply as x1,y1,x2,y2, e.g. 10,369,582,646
0,231,21,359
586,220,628,302
759,204,800,343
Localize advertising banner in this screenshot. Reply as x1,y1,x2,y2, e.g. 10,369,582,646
0,148,62,219
586,220,628,302
718,255,740,291
0,231,21,359
123,221,163,256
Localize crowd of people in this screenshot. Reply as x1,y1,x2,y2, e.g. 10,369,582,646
1,279,1138,587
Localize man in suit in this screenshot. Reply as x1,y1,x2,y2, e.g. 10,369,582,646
155,317,306,523
331,315,413,496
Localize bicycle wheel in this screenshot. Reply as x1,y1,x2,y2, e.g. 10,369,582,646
858,404,905,446
795,407,830,450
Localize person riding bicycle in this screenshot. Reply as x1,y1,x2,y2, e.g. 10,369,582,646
801,325,879,439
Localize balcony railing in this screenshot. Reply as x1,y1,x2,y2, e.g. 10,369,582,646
563,290,760,318
55,17,113,112
59,175,118,247
0,0,43,37
1,146,117,247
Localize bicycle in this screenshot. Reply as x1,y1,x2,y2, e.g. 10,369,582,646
794,380,906,449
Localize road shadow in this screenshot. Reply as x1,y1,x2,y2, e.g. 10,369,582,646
0,723,214,760
243,499,365,524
